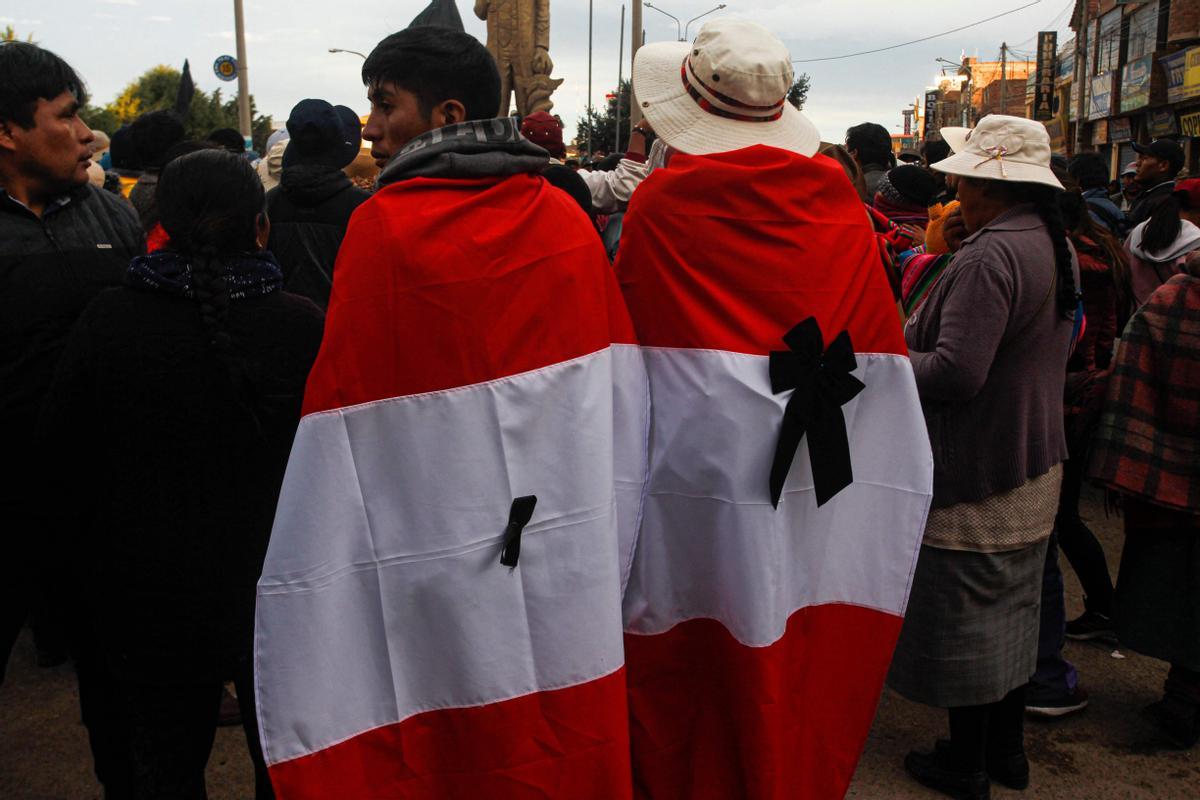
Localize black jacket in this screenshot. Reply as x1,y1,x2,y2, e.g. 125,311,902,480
0,185,143,515
267,165,369,308
1127,179,1177,228
39,280,324,682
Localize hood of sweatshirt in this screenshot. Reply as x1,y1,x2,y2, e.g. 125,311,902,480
1128,218,1200,263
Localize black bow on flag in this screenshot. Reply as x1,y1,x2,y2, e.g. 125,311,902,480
768,318,865,508
500,495,538,568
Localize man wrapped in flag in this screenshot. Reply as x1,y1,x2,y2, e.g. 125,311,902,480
254,27,647,798
615,20,934,799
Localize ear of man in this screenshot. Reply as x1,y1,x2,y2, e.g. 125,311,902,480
432,99,468,128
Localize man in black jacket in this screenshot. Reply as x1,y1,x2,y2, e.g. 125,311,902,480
0,43,144,684
266,99,369,309
1127,139,1185,227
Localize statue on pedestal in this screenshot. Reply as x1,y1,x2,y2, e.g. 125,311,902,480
474,0,563,116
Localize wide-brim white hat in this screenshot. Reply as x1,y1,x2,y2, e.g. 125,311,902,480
932,115,1063,190
632,19,820,158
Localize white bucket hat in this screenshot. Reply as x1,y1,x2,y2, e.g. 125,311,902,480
632,18,820,157
931,115,1063,189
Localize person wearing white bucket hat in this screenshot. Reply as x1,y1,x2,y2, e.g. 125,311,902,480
631,17,820,157
616,18,933,800
887,114,1080,800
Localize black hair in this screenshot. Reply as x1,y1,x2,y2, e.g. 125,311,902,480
108,125,141,171
845,122,895,170
1067,152,1110,192
207,127,246,153
1032,184,1079,318
0,42,88,129
920,138,950,166
131,110,186,170
1141,195,1183,256
157,149,266,423
362,27,501,121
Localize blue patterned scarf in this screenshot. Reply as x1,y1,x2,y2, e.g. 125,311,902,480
128,250,283,299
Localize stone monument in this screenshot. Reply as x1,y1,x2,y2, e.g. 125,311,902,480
474,0,563,116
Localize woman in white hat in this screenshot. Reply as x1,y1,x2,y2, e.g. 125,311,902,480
888,114,1079,800
616,17,933,800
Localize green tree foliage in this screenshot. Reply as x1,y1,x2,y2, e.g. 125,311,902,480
788,74,811,110
574,79,632,157
79,65,273,153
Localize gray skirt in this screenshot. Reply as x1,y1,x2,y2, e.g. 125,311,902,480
887,539,1049,708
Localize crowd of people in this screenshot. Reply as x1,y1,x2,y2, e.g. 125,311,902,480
0,17,1197,800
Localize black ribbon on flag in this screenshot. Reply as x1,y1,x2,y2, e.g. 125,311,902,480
500,495,538,567
768,318,865,508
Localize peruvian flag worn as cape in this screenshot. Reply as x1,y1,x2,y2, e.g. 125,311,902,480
615,146,933,799
255,171,648,798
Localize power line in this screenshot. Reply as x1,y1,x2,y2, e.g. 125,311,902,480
791,0,1042,63
1008,0,1074,49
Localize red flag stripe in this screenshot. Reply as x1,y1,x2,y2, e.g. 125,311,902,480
268,668,633,799
304,174,637,416
625,605,904,800
615,148,907,357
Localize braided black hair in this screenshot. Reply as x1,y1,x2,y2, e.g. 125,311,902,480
1029,183,1079,318
156,149,266,426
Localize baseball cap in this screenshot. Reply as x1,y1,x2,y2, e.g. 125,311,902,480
1132,139,1185,175
1121,161,1137,177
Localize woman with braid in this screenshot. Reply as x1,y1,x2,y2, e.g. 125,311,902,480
38,149,323,800
887,116,1079,800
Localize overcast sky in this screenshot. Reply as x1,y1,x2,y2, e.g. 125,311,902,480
5,0,1076,145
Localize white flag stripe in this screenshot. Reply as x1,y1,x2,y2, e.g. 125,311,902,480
256,345,648,767
624,349,932,646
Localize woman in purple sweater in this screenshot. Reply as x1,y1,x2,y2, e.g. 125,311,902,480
887,115,1079,800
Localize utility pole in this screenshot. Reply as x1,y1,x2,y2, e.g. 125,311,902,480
233,0,252,145
1000,42,1007,116
631,0,643,125
616,4,625,153
1074,1,1089,154
586,0,593,158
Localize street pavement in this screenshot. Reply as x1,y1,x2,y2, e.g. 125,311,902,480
3,484,1199,799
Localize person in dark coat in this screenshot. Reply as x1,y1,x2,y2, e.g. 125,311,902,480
0,42,144,685
266,99,369,308
38,149,324,799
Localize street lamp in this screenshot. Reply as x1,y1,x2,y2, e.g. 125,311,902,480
684,4,725,41
643,2,681,41
329,47,367,59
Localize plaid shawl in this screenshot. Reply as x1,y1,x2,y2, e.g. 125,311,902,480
1089,273,1200,512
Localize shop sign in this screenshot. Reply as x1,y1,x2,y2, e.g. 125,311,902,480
1091,119,1109,146
1187,48,1200,102
1034,31,1057,120
1044,117,1067,153
1055,41,1075,86
1162,50,1188,104
1109,117,1133,142
1087,73,1114,121
1120,55,1153,113
923,90,939,138
1148,108,1178,138
1182,112,1200,138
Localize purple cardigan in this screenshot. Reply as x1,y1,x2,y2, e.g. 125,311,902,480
904,204,1076,509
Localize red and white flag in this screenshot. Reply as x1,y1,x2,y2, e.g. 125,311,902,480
254,173,648,799
614,146,933,799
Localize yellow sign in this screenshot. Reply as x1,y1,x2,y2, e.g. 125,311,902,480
1181,111,1200,138
1186,47,1200,102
